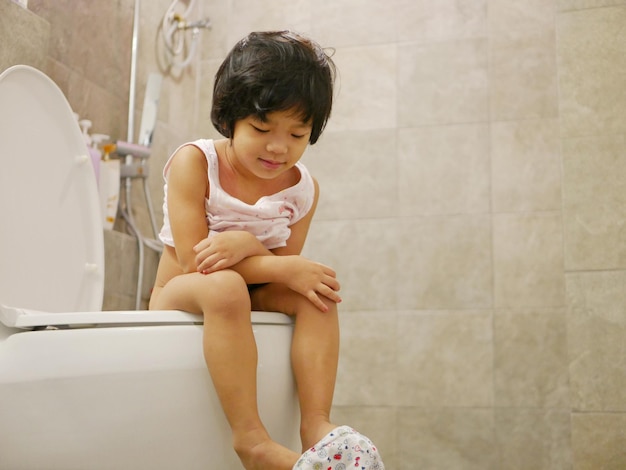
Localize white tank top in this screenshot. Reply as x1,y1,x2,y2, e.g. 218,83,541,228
158,139,315,250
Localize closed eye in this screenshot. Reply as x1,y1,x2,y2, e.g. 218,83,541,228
251,124,269,133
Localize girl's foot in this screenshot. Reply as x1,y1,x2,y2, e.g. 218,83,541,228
234,429,300,470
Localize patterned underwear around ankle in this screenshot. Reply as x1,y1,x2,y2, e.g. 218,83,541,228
292,425,385,470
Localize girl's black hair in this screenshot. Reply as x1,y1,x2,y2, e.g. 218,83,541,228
211,31,336,145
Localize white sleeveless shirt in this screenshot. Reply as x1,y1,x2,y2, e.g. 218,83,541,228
158,139,315,250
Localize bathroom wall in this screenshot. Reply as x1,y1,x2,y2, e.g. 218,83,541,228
2,0,624,468
191,1,624,469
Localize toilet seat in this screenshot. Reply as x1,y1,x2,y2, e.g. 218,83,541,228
0,305,291,329
0,65,104,313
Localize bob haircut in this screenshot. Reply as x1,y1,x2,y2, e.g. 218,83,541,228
211,31,336,145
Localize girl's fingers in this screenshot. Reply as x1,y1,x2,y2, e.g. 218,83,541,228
305,284,342,313
322,265,337,278
307,292,329,312
196,252,220,272
324,275,340,292
193,239,210,253
321,284,342,304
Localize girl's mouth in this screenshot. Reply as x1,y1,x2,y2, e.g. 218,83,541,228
259,158,284,170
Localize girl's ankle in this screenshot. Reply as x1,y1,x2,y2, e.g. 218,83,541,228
300,419,337,451
234,434,299,470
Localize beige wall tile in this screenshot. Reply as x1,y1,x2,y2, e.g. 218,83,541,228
493,213,565,308
303,220,398,312
571,413,626,470
226,0,311,47
195,59,223,138
327,45,397,132
0,0,50,72
398,124,490,216
303,129,398,220
490,31,559,121
103,230,138,306
494,310,570,408
197,0,231,60
491,119,562,213
489,0,555,40
561,134,626,271
331,406,397,468
311,0,396,47
397,311,493,407
558,0,626,11
397,408,497,470
566,271,626,411
496,409,572,470
557,6,626,138
64,69,128,142
398,39,489,127
162,70,198,138
103,229,160,310
27,0,70,65
82,0,134,99
102,292,136,311
30,0,133,101
396,215,492,309
334,312,397,406
395,0,488,43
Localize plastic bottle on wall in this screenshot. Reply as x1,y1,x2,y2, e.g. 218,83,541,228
99,144,120,230
78,119,102,184
91,134,110,185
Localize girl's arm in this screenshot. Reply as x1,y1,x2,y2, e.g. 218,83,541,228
165,145,212,273
194,175,323,277
209,178,342,310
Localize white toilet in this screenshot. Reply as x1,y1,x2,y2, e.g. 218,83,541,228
0,65,300,469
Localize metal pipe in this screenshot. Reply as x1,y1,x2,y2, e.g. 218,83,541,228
120,195,145,311
123,0,166,309
128,0,140,143
124,0,144,310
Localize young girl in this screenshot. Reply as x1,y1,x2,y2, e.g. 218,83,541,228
149,31,384,470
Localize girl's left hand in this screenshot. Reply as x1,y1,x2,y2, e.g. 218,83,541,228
193,231,260,274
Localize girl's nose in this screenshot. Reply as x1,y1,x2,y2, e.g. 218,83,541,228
266,138,288,154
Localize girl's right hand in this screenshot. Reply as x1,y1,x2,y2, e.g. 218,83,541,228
280,256,342,312
193,231,266,274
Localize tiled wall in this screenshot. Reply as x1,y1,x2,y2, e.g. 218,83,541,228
558,2,626,469
2,0,625,468
211,1,623,468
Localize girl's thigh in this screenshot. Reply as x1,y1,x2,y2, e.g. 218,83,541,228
151,270,249,315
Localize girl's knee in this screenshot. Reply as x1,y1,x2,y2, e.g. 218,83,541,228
200,270,250,312
154,270,249,314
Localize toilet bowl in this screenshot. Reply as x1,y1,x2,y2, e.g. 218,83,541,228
0,65,299,469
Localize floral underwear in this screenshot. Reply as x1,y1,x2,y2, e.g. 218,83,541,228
293,425,385,470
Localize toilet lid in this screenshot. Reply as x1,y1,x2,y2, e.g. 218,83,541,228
0,65,104,312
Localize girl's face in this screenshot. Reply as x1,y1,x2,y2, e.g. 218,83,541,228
229,109,312,180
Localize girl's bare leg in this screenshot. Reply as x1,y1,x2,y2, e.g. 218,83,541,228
151,270,299,470
252,284,340,451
